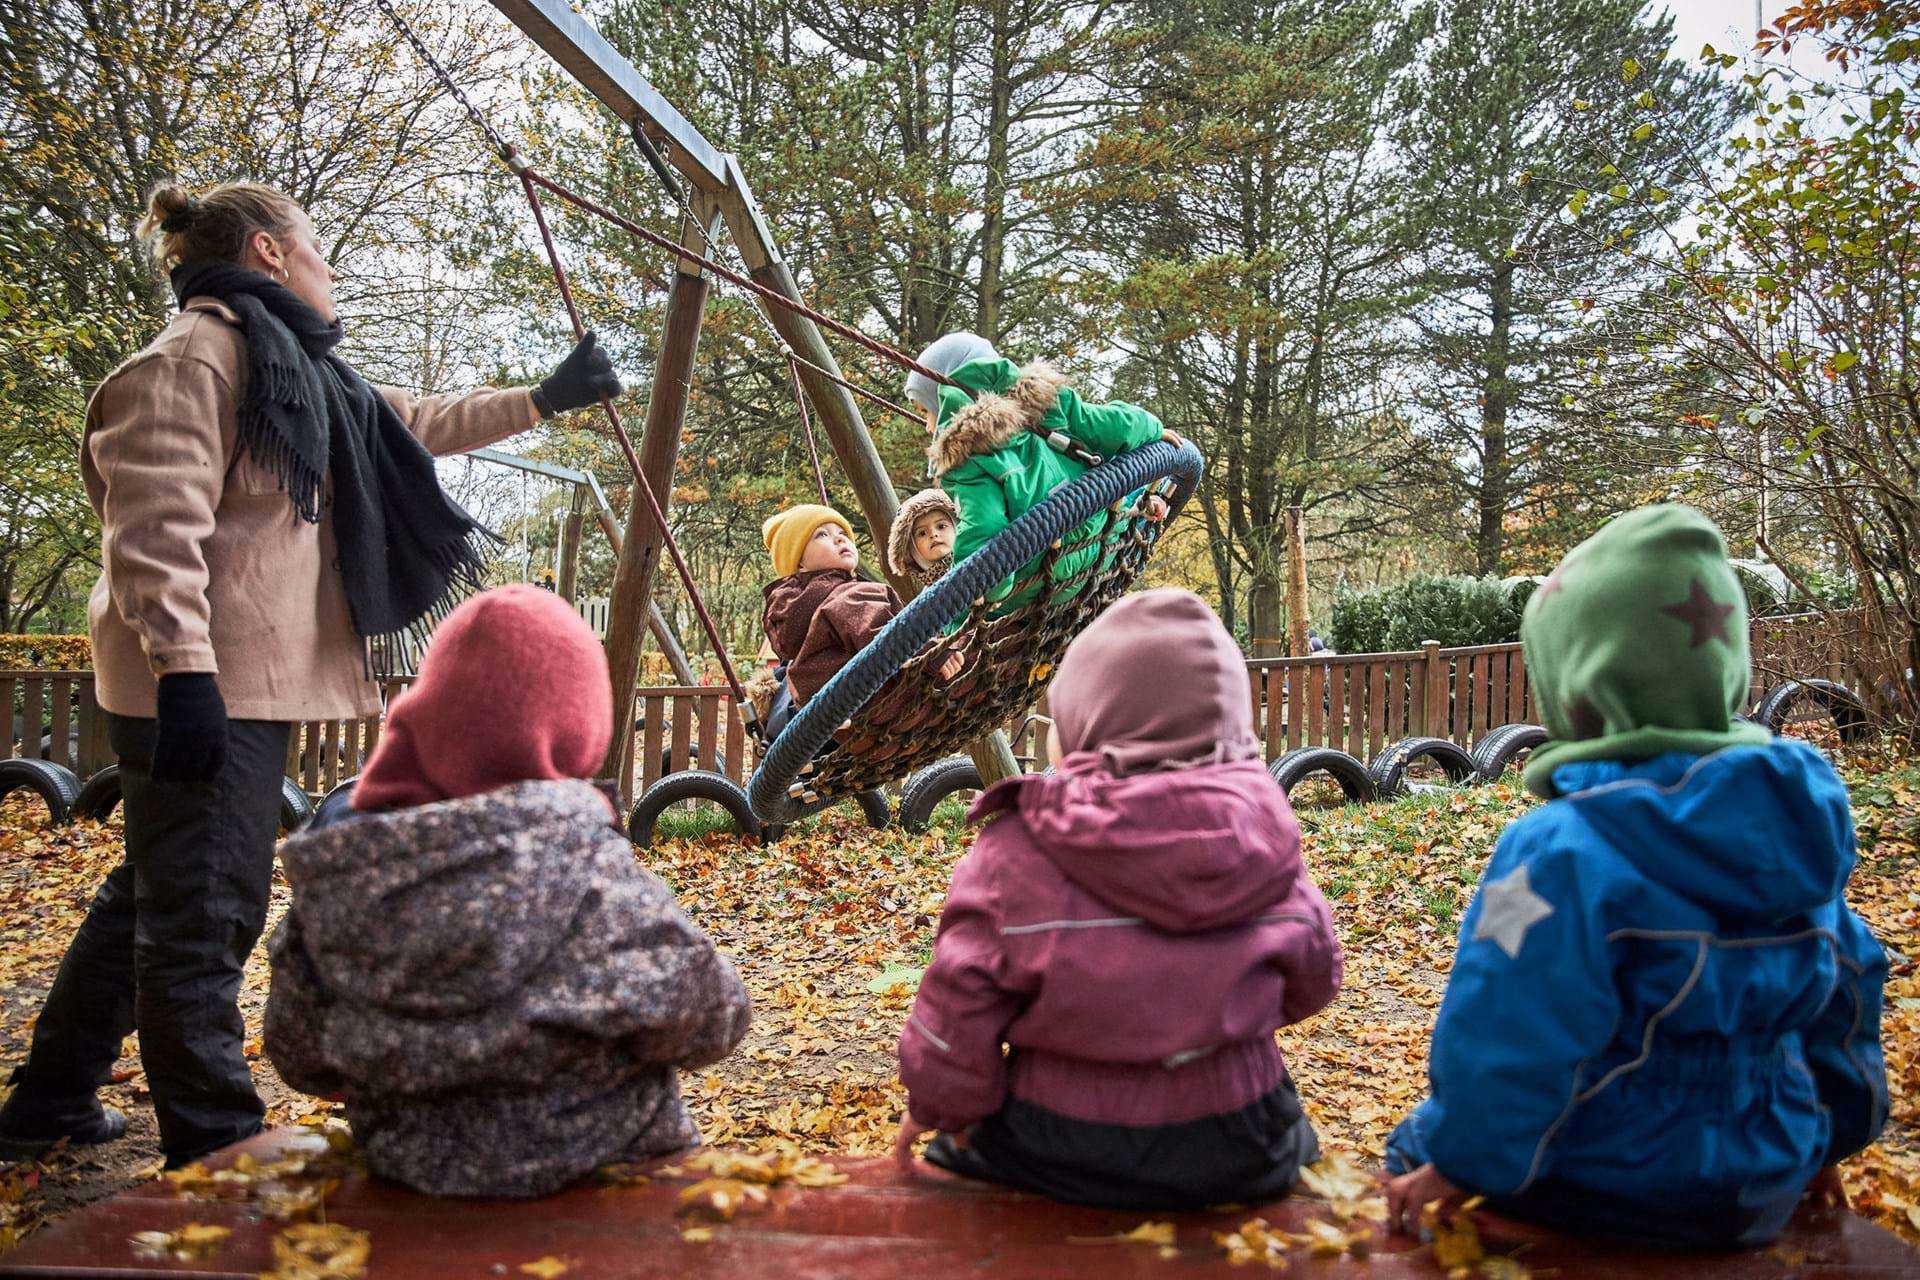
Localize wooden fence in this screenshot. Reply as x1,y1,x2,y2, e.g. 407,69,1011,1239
0,612,1862,795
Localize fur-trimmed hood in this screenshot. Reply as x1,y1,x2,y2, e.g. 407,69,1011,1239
926,360,1069,477
888,488,959,579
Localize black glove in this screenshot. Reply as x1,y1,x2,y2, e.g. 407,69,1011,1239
152,672,229,786
532,331,622,417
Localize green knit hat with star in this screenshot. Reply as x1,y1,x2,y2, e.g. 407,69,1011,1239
1520,504,1771,798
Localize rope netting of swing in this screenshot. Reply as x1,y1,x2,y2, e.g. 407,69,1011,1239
749,437,1205,824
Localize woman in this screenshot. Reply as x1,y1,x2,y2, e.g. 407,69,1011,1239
0,180,623,1168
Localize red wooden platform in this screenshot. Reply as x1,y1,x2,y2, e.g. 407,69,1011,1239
1,1128,1914,1278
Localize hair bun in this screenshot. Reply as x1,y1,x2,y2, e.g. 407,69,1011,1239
146,183,197,233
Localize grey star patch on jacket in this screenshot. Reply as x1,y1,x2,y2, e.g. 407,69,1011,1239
1473,863,1554,959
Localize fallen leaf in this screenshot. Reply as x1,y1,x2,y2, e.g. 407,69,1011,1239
677,1177,769,1220
1069,1220,1176,1246
681,1226,716,1242
518,1256,571,1278
129,1222,230,1260
263,1221,370,1280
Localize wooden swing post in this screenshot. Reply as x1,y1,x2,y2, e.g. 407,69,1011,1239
600,209,720,797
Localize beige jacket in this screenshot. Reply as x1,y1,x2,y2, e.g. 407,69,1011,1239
83,298,541,722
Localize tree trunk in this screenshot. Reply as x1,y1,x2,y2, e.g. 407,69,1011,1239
976,0,1012,340
1249,572,1285,658
1476,262,1514,575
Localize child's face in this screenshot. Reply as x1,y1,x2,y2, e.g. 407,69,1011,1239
923,403,939,436
799,521,859,573
913,512,955,566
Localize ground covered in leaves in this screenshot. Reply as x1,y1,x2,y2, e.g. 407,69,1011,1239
1,742,1916,1259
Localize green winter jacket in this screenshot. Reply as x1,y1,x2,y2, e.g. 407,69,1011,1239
930,358,1162,614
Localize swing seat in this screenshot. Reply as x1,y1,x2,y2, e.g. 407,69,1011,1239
748,438,1204,825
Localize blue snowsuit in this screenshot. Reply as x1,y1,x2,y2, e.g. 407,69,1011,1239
1387,739,1888,1248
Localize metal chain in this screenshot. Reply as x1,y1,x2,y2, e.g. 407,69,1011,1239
370,0,515,161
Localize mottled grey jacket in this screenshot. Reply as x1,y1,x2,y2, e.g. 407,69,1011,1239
265,779,750,1198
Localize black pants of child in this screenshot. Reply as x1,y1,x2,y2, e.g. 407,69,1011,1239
1,716,291,1165
925,1079,1319,1210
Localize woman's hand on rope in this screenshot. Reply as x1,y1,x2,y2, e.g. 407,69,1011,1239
152,672,230,785
532,331,623,417
1146,494,1169,522
1160,427,1185,448
938,651,963,681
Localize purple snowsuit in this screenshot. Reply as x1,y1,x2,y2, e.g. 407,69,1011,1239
898,756,1342,1208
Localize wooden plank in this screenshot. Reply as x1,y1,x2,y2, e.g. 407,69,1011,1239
46,676,71,771
1306,662,1325,748
1263,669,1284,761
1475,654,1494,744
697,692,719,772
18,678,44,760
1489,653,1508,736
1284,664,1303,751
302,724,323,793
641,693,665,792
670,696,693,776
725,699,746,784
75,680,99,774
8,1119,1913,1280
0,676,15,760
1369,661,1387,759
326,721,345,791
1346,666,1366,759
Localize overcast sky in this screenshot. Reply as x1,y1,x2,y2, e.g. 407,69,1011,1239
1660,1,1837,80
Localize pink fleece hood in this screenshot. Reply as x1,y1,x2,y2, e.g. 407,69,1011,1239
1049,588,1262,775
974,589,1300,933
353,585,613,813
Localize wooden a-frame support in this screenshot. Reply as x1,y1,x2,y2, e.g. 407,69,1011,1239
490,0,1019,804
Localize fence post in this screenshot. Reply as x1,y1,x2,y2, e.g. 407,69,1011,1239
1421,641,1444,738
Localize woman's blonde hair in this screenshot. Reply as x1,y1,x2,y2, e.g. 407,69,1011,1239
136,181,302,273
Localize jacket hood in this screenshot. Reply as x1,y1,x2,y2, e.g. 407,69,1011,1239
927,359,1067,477
973,758,1303,932
1521,505,1769,797
278,779,609,1015
887,487,959,578
353,585,612,814
1548,738,1856,921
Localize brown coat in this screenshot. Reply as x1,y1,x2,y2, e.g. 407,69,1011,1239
761,569,900,705
82,298,540,722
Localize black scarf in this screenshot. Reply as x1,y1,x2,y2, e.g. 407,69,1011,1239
170,262,498,652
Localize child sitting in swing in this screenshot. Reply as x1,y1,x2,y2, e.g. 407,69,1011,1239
893,589,1342,1209
903,333,1174,612
1382,505,1888,1249
761,504,959,713
888,489,958,586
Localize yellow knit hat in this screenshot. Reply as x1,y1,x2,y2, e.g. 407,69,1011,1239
762,504,854,576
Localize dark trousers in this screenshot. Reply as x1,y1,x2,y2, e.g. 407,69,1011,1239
927,1079,1320,1211
7,715,291,1164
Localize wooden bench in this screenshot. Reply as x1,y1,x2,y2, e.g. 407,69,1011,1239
1,1128,1913,1278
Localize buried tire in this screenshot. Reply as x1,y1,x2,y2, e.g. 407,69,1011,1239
1369,736,1478,799
1267,747,1375,806
1470,723,1549,783
897,756,984,833
0,758,82,825
71,765,316,834
629,770,761,848
1754,679,1871,744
